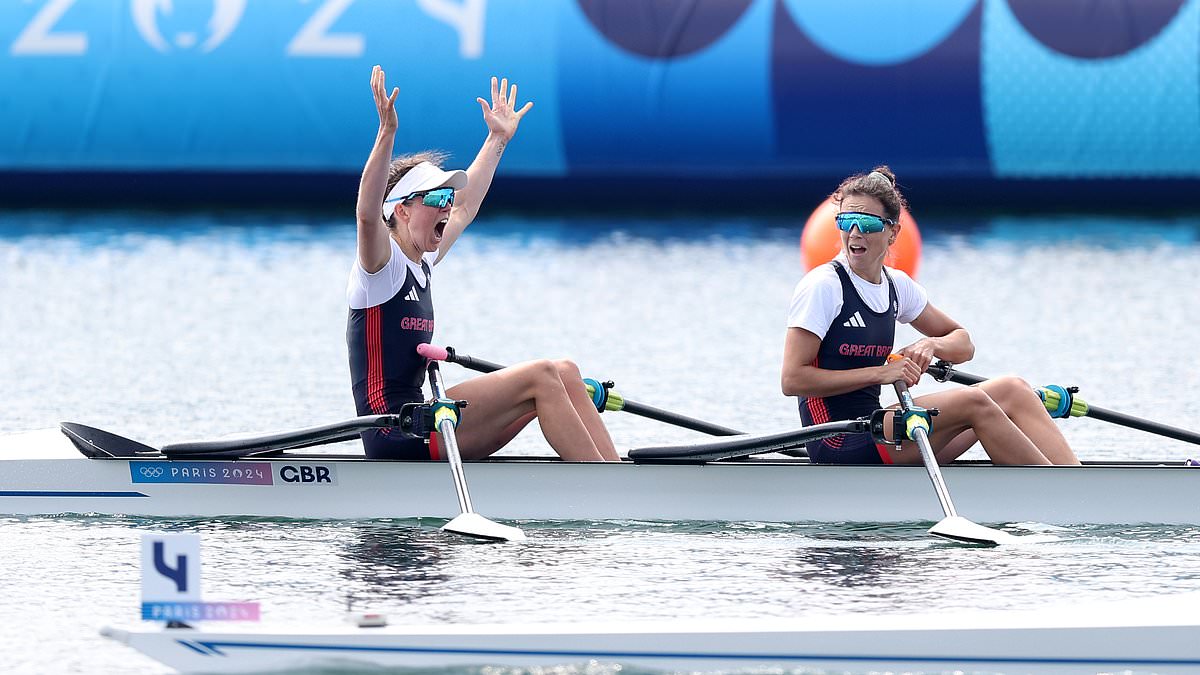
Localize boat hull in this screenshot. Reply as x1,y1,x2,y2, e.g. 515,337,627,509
2,428,1198,525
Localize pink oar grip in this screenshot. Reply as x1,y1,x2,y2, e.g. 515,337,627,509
416,343,449,361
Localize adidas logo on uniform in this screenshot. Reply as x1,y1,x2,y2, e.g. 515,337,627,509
842,311,866,328
404,287,420,301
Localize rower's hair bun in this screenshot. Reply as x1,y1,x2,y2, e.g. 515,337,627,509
867,166,897,188
829,164,907,223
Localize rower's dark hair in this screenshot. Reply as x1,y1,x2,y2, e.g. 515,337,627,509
830,165,907,223
383,150,450,229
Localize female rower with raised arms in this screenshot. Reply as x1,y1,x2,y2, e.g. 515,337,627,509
781,166,1080,466
347,65,619,462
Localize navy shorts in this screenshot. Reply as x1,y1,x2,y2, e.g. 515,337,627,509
361,428,441,461
806,433,894,465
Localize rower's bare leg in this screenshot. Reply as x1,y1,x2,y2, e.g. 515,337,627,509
973,377,1080,465
432,411,536,461
885,387,1052,465
554,359,619,461
447,360,607,461
937,429,980,461
900,379,1080,465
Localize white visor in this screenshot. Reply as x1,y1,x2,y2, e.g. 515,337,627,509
381,161,468,221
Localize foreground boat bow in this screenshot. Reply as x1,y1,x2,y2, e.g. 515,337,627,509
102,592,1200,675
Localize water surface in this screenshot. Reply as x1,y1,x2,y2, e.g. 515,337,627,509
2,209,1199,674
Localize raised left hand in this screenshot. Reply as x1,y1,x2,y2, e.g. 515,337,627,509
477,76,534,141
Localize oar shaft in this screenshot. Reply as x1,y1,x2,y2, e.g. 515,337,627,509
159,414,405,457
445,351,503,375
617,400,742,436
1083,406,1200,445
894,380,958,519
911,426,956,518
930,361,1200,446
440,418,473,514
927,362,985,386
629,419,869,463
441,346,743,436
427,361,474,515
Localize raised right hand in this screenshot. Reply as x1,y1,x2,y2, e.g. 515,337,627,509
476,76,534,141
371,65,399,131
879,355,921,388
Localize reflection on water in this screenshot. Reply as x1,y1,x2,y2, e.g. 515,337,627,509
784,547,909,589
339,523,452,608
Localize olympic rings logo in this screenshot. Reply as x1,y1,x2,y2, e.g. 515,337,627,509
139,466,164,478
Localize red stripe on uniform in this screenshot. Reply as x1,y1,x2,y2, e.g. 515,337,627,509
876,443,894,464
807,397,830,425
366,306,387,414
805,356,830,424
428,433,441,461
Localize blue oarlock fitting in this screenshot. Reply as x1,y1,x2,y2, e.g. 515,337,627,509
1037,384,1075,419
430,397,463,429
901,406,933,442
582,377,612,413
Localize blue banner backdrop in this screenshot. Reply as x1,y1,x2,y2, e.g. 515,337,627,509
1,0,1197,186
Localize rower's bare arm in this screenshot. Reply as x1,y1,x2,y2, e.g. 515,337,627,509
356,65,399,274
436,76,534,263
782,327,919,397
901,303,975,370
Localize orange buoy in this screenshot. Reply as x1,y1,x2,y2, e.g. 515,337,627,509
800,198,922,278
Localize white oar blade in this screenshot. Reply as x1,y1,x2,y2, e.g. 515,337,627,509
929,515,1018,547
442,512,526,542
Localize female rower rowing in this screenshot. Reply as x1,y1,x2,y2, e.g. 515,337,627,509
781,166,1080,466
347,65,618,462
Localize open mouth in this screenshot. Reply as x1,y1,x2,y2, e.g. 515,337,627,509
434,217,448,239
847,243,867,255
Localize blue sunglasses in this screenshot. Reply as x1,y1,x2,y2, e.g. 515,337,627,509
835,212,895,234
404,187,456,208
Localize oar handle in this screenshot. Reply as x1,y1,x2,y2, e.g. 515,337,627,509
420,344,504,374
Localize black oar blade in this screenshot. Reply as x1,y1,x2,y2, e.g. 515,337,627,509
929,515,1018,546
442,513,526,542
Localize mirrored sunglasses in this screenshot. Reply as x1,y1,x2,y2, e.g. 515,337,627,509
835,212,895,234
405,187,456,208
